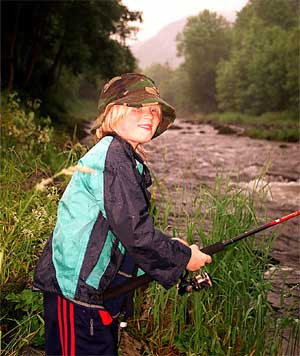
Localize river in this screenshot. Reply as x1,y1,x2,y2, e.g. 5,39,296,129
146,119,300,315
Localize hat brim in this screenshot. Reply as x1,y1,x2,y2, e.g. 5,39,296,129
91,92,176,138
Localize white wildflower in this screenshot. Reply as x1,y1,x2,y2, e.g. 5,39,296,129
12,212,20,223
22,228,34,239
58,165,96,176
35,177,53,191
32,207,47,219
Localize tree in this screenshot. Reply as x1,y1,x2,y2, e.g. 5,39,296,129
283,28,300,113
216,0,299,114
144,63,175,104
144,63,194,115
1,0,142,101
236,0,298,31
176,10,231,113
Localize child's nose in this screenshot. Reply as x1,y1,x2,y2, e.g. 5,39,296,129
143,107,154,118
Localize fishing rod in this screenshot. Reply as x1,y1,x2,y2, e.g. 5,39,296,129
178,210,300,295
103,211,300,300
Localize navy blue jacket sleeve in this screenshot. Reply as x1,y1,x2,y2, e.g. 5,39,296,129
104,162,191,289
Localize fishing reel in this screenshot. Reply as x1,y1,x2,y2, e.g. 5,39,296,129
177,271,212,295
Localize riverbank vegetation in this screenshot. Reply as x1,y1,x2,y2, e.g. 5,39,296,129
1,94,87,354
192,111,299,142
1,93,299,355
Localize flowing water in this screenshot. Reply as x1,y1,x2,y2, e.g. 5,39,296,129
145,119,300,316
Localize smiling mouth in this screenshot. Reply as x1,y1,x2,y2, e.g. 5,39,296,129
138,124,152,131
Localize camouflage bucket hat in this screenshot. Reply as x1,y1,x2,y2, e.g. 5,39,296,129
90,73,176,138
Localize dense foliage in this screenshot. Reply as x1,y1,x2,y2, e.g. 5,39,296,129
1,93,87,354
144,63,193,114
216,0,299,115
1,0,141,119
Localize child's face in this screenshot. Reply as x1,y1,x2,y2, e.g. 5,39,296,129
115,105,161,148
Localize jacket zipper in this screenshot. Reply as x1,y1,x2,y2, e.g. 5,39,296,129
90,318,94,336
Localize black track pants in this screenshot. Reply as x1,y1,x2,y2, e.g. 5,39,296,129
43,293,119,356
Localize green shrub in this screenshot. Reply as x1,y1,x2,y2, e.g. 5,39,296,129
1,93,86,355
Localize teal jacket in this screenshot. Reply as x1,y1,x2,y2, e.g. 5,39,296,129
33,135,191,305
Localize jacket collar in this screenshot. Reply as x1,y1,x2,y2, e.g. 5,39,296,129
109,133,152,189
109,133,144,164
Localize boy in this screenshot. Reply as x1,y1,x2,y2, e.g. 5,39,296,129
33,73,212,356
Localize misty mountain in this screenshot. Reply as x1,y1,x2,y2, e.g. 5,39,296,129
130,11,237,69
130,18,186,69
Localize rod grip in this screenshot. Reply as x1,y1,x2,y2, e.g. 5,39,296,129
201,242,225,256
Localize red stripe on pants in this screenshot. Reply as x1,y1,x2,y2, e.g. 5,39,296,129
57,296,65,356
63,298,68,356
69,302,75,356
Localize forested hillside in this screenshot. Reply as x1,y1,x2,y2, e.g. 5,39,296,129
145,0,299,120
130,18,186,69
130,10,236,69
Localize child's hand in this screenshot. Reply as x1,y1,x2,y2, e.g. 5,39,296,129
186,244,212,271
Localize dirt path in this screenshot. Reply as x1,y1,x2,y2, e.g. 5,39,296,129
145,119,300,316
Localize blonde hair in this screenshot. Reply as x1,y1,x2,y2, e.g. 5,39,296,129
95,105,128,141
94,104,161,159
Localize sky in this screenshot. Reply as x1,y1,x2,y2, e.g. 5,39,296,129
122,0,249,43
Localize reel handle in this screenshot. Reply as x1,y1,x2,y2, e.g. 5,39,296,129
178,272,212,295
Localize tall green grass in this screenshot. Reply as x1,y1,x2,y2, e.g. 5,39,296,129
130,178,299,355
